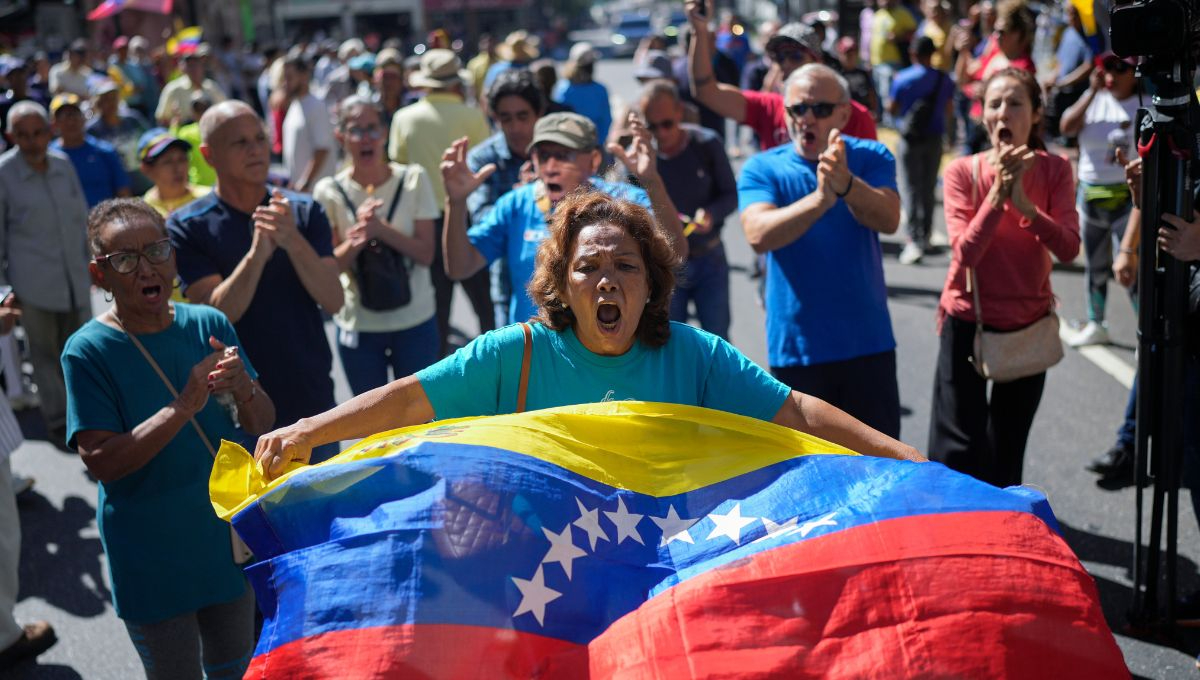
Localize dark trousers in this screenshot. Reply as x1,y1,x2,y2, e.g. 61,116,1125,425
897,136,943,248
929,316,1046,487
772,350,901,440
432,217,494,356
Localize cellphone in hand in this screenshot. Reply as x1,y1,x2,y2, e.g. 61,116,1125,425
0,286,13,305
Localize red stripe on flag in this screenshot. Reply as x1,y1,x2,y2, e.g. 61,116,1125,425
244,623,587,679
589,510,1127,679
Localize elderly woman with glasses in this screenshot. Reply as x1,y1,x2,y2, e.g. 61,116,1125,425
61,199,275,679
314,95,440,395
254,191,923,480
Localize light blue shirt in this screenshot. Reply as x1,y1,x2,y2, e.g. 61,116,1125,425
467,178,652,323
417,321,790,420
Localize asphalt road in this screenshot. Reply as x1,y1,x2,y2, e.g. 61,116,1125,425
4,57,1196,678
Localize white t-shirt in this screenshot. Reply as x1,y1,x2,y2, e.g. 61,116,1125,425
283,93,338,186
1077,90,1140,186
313,163,440,332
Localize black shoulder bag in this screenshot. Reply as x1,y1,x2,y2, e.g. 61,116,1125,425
333,173,412,311
900,69,946,142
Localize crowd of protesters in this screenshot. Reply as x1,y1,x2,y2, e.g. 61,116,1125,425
0,0,1198,673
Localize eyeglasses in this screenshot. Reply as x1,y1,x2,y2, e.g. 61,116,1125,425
94,239,173,274
1103,60,1134,73
345,125,384,141
786,101,841,119
534,147,587,164
646,119,677,132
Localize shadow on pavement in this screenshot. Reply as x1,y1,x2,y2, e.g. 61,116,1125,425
6,662,84,679
1060,521,1200,660
17,492,111,617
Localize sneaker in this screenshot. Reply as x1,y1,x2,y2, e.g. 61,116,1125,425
1087,443,1134,478
1068,321,1109,347
0,621,56,669
1177,590,1200,627
898,242,924,265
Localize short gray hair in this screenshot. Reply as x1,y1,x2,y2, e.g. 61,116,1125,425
783,64,850,104
198,100,259,145
6,100,48,131
335,94,383,131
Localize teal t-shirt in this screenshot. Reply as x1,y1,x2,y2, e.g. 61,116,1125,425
62,303,257,624
416,321,791,421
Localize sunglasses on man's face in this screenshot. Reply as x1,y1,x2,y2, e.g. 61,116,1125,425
646,119,677,132
786,101,840,120
771,49,810,64
94,239,173,275
1103,60,1134,74
534,147,587,164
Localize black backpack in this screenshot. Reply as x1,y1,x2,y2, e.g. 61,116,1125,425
900,70,946,142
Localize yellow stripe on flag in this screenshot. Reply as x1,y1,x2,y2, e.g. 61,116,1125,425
211,402,855,521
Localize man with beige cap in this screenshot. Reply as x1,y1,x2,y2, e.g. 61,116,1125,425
389,49,492,355
441,111,687,324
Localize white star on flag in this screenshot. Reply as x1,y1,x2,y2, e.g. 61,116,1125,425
705,503,759,545
753,516,800,544
511,566,561,626
541,525,587,580
604,496,646,545
650,505,699,546
798,512,838,537
573,497,609,551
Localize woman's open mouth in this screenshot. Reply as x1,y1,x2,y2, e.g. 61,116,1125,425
596,302,622,332
141,284,164,304
358,148,376,161
996,128,1014,145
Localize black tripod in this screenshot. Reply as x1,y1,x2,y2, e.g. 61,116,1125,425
1130,58,1198,628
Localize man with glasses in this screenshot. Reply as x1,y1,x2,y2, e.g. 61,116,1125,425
167,101,344,462
441,112,686,324
637,80,737,341
0,101,91,449
687,4,877,151
738,64,903,439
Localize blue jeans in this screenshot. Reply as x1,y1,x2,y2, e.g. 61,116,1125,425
337,316,440,396
669,244,731,341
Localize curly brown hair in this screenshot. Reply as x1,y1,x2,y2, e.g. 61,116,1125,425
528,190,676,348
981,66,1046,150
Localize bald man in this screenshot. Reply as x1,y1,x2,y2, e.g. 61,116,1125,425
166,101,344,461
737,65,902,438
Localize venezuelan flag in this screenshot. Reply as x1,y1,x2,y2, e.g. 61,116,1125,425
211,403,1126,679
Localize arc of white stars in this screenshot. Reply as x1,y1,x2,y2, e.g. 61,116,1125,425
541,525,587,580
650,505,699,546
573,497,610,551
511,566,561,626
753,516,800,544
603,496,646,545
705,503,759,545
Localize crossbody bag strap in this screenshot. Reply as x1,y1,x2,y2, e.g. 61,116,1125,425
332,181,357,216
383,168,406,223
114,317,218,458
968,154,984,330
517,322,532,414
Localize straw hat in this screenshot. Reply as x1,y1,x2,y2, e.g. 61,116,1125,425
409,49,468,89
496,31,540,62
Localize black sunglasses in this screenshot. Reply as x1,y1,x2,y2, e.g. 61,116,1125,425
94,239,173,275
786,101,840,120
646,119,677,132
1103,59,1134,73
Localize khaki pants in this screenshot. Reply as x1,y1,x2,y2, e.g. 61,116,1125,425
20,306,89,431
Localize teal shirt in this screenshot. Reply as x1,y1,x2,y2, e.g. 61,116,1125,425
62,303,257,623
416,321,790,421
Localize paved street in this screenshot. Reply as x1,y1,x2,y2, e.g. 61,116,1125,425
4,58,1197,678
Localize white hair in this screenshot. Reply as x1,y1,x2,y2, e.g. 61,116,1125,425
783,64,850,104
6,100,48,130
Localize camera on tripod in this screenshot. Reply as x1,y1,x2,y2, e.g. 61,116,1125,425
1110,0,1200,60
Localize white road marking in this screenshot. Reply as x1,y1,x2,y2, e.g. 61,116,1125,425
1059,318,1136,389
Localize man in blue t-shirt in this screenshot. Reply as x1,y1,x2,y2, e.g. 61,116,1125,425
888,37,954,264
166,101,344,462
442,111,687,324
50,93,131,207
738,63,902,438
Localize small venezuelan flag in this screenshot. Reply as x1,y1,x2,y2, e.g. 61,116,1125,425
211,402,1126,679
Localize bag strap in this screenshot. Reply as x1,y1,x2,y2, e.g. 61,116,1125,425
968,154,984,330
110,313,218,459
332,181,357,215
517,322,532,414
383,168,406,224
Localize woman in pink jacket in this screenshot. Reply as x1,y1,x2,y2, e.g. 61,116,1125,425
930,67,1080,487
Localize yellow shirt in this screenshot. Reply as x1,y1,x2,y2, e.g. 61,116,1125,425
388,92,491,206
921,21,954,71
466,53,495,100
143,184,211,302
871,7,917,66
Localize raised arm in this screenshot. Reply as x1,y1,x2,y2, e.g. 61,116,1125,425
441,137,494,280
254,373,435,479
686,0,749,124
